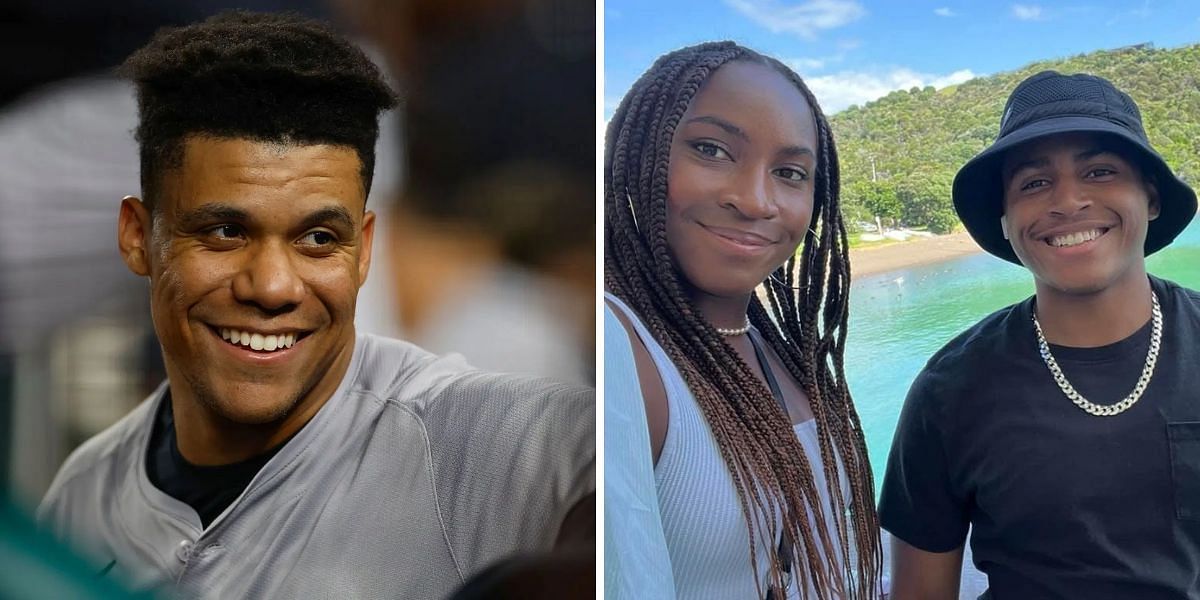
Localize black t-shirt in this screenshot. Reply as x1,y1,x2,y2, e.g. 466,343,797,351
880,276,1200,599
145,396,284,528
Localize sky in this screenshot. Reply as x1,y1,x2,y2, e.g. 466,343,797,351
604,0,1200,117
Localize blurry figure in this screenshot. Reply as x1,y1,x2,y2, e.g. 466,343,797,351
337,0,595,384
0,75,158,506
384,171,593,384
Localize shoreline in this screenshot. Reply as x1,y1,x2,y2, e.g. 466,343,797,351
848,230,983,278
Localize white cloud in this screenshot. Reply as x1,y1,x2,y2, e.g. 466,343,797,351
724,0,866,39
787,57,828,72
1012,4,1044,20
933,7,956,17
805,68,976,113
786,39,861,74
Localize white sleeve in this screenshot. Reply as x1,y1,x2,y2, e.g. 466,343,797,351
603,305,676,600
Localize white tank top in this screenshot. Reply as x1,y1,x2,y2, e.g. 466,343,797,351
606,294,849,599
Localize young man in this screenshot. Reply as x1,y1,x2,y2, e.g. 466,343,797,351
36,12,594,599
880,71,1199,599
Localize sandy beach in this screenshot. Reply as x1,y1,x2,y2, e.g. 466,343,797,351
849,230,983,278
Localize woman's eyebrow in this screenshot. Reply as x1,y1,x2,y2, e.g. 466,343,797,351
687,115,814,159
685,115,748,142
779,145,815,160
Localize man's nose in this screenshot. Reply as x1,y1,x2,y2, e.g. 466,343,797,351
1047,176,1092,217
231,240,305,312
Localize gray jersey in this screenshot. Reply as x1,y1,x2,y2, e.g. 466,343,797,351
38,333,595,599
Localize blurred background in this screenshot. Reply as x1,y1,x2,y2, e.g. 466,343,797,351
0,0,595,511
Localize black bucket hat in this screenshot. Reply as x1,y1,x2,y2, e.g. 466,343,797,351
952,70,1197,264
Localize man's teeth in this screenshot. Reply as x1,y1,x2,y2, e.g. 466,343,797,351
219,328,296,351
1048,228,1103,248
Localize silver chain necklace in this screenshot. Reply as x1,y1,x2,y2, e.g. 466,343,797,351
1031,291,1162,417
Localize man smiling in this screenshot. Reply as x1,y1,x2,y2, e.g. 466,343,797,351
37,11,594,599
881,71,1200,599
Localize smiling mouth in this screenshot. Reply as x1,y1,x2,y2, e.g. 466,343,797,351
213,326,308,353
702,224,775,247
1044,227,1109,248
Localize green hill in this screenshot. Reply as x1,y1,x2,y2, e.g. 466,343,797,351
829,43,1200,234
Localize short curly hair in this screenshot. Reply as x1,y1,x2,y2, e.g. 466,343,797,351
119,10,397,212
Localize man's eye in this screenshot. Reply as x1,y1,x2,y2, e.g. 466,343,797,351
299,231,337,246
1087,168,1116,179
208,225,242,239
1020,179,1049,191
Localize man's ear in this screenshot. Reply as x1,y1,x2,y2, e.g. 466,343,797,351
1000,214,1010,240
118,196,153,276
1146,179,1161,221
358,210,376,287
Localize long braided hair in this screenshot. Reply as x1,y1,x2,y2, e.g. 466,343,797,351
605,41,881,599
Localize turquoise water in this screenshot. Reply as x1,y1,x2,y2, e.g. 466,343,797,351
847,221,1200,493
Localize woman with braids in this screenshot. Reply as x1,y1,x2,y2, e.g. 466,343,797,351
604,42,882,599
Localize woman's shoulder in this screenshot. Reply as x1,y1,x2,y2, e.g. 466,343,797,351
604,294,657,360
604,294,672,464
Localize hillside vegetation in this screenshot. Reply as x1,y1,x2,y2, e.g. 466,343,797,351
830,43,1200,234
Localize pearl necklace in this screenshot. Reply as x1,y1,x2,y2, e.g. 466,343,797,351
715,319,751,337
1031,291,1162,417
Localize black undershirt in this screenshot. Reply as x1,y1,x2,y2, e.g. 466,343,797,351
146,395,286,528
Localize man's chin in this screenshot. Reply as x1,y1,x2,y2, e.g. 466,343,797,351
1033,269,1121,297
195,382,304,426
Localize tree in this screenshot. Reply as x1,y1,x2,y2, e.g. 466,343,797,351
861,180,902,229
899,172,958,233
